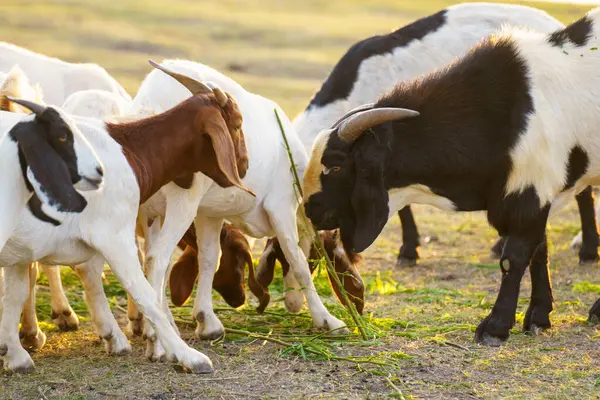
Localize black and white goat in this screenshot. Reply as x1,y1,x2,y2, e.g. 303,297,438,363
303,8,600,345
295,2,600,266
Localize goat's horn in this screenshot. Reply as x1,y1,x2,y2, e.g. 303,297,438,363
5,96,47,116
148,60,212,95
204,81,228,108
331,103,375,129
337,107,420,142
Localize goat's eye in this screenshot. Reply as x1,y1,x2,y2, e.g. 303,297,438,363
323,166,341,175
59,136,67,142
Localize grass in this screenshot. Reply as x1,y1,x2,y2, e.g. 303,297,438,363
1,0,600,399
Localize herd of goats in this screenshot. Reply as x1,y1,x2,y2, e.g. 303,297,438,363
0,2,600,374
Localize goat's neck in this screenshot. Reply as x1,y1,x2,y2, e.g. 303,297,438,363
108,105,198,204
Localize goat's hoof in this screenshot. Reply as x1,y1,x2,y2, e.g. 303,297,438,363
396,256,417,267
128,318,144,337
588,298,600,322
523,304,552,334
195,311,225,341
0,344,7,357
146,340,166,362
474,314,510,346
179,349,214,374
20,329,47,352
52,309,79,332
283,291,304,313
314,316,349,335
4,348,35,373
105,332,132,356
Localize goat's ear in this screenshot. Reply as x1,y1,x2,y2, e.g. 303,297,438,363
203,117,254,196
17,125,87,216
349,160,389,253
169,245,198,307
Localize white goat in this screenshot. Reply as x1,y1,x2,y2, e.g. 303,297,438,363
0,42,131,106
119,60,348,358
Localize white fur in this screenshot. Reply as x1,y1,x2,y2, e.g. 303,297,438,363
0,42,131,106
0,109,103,251
62,89,132,118
0,115,211,373
294,3,564,150
128,59,348,354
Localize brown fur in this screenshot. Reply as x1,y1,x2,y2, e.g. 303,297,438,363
251,231,365,314
169,223,254,308
108,94,250,203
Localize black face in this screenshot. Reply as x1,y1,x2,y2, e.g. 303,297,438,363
38,108,81,184
10,108,88,222
305,131,390,254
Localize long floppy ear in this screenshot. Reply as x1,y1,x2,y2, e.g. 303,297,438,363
349,156,389,253
203,117,254,196
14,123,87,216
169,245,199,307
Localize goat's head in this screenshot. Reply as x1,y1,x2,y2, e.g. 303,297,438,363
149,60,250,182
6,97,104,217
303,104,419,253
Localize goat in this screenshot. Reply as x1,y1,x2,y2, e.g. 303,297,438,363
303,8,600,345
62,89,133,119
293,2,600,267
0,42,131,106
0,95,104,354
0,72,250,372
119,60,349,359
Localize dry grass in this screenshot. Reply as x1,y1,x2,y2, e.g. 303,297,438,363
1,0,600,399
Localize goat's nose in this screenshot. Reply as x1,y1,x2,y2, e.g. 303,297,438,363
96,166,104,177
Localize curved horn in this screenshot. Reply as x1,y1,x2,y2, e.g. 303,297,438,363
331,103,375,129
205,82,228,108
148,60,212,95
5,96,47,116
337,107,420,142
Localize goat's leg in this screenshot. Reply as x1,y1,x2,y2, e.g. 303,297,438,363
143,192,203,358
265,203,348,334
397,206,420,267
475,199,549,345
127,295,143,336
127,232,146,336
523,236,553,334
96,235,212,373
19,263,46,352
42,264,79,331
74,257,131,355
0,265,35,372
191,216,225,340
575,187,599,264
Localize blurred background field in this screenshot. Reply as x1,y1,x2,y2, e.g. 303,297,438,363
1,1,600,399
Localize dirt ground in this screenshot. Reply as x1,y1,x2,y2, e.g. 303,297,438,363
1,0,599,399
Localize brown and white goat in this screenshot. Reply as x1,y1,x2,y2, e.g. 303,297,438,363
0,61,251,373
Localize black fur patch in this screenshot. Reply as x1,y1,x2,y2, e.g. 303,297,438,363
307,10,447,108
27,195,61,226
9,110,87,224
563,145,589,190
548,16,593,47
